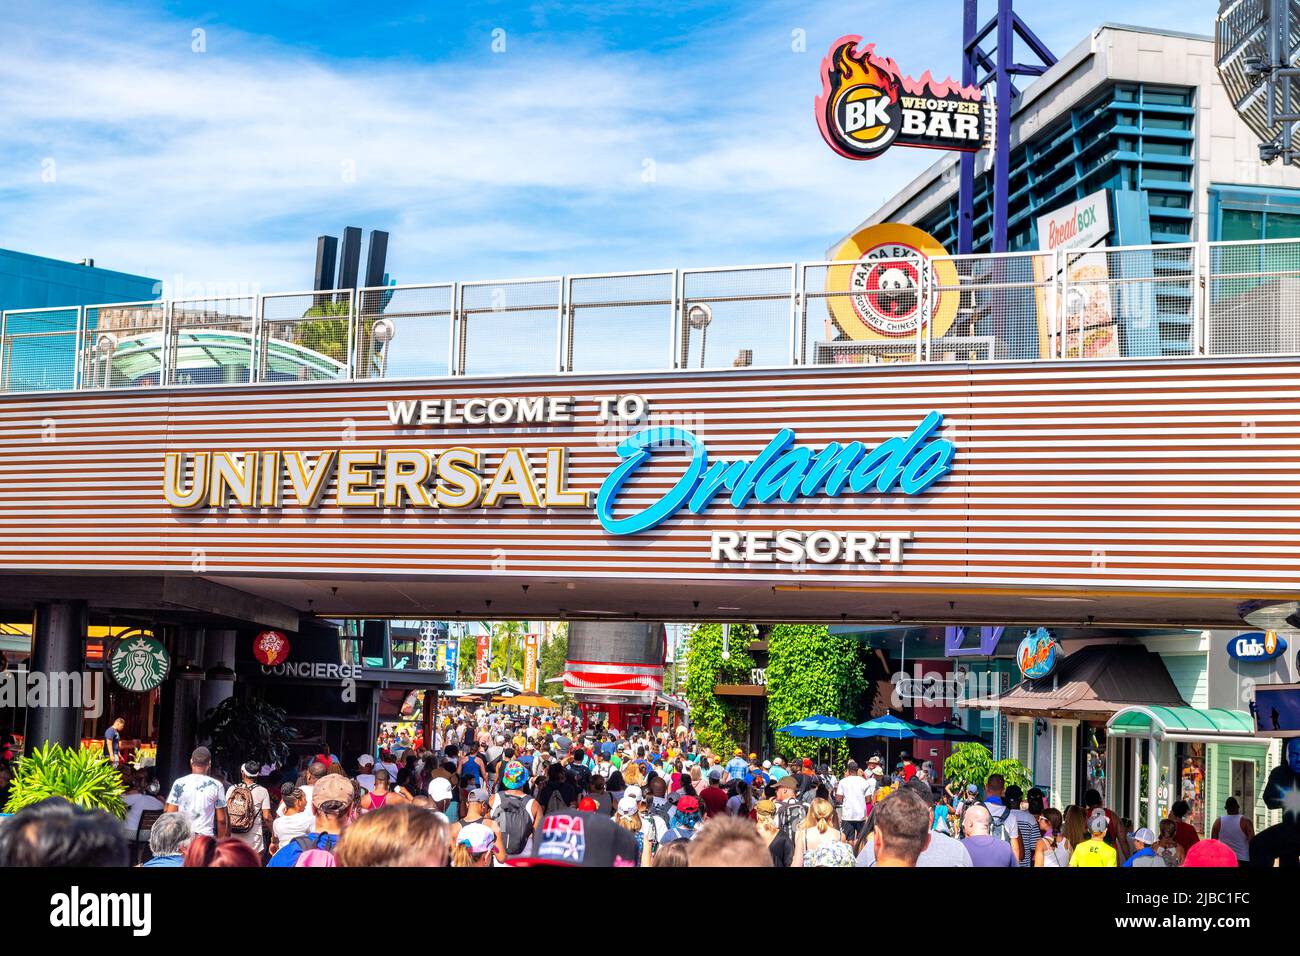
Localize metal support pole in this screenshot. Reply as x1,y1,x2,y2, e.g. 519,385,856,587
1130,734,1142,833
959,0,979,254
1146,734,1160,833
993,0,1013,253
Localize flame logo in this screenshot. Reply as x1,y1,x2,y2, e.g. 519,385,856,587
816,36,985,161
816,36,902,160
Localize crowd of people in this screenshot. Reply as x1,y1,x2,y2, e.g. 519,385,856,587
0,706,1281,867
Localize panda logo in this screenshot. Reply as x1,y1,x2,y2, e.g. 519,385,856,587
872,267,917,317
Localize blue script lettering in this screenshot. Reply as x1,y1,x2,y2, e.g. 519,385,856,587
595,411,955,535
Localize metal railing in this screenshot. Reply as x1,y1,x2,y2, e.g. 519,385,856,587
4,237,1300,394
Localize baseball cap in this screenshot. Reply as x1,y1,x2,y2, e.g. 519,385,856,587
1183,839,1238,868
762,760,772,769
429,777,455,801
510,811,639,867
676,795,700,813
775,775,797,791
313,774,355,807
708,768,722,782
357,754,375,767
748,752,758,760
868,755,881,764
467,787,489,804
755,799,777,814
578,797,598,812
802,758,813,768
1087,810,1109,833
1132,827,1157,845
966,784,978,794
617,796,640,816
624,785,643,802
458,822,496,854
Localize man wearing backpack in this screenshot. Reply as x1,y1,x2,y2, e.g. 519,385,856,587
537,762,579,816
970,774,1022,864
774,775,807,844
490,760,542,858
226,760,273,858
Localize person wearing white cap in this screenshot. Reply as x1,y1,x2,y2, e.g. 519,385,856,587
613,795,655,866
355,754,376,793
1122,827,1166,867
453,822,497,867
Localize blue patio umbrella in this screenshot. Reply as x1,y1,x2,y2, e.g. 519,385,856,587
846,714,930,739
777,714,855,738
912,718,984,743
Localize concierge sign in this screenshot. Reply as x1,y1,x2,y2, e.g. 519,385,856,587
816,36,985,161
160,394,956,571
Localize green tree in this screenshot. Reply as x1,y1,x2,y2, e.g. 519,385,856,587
683,623,755,755
538,623,570,703
941,742,1032,794
765,623,872,767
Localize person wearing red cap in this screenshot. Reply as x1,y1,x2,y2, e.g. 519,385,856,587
1183,838,1239,867
661,795,702,844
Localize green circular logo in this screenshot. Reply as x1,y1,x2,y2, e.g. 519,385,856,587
108,634,170,692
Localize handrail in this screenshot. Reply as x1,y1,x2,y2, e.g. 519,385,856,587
2,237,1300,395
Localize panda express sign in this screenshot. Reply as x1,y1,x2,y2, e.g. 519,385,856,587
816,35,986,160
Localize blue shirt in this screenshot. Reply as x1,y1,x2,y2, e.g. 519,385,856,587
267,832,339,867
141,853,183,867
1122,847,1156,867
725,757,749,779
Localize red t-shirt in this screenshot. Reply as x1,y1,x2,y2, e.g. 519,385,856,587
1173,819,1200,852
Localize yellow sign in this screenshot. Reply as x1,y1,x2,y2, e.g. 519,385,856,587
524,633,539,693
825,222,960,342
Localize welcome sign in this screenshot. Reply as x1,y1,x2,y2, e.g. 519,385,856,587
160,397,957,566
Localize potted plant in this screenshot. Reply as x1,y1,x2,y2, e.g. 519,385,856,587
3,743,127,817
199,695,300,780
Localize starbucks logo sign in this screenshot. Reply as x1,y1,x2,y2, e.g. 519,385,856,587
108,634,170,692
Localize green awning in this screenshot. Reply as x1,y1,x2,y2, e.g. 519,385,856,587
1107,705,1264,746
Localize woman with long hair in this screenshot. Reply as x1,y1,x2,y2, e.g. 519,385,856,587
183,835,262,867
1034,807,1072,867
614,795,654,866
1062,805,1089,854
606,769,627,805
450,822,496,867
792,797,854,867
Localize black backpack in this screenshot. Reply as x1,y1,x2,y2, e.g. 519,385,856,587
492,792,535,855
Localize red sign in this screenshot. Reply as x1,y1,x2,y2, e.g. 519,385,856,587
253,630,290,666
475,634,491,685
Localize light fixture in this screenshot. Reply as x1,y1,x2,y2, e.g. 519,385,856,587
175,659,204,681
204,661,236,682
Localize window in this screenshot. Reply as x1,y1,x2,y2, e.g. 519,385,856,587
1265,211,1300,239
1221,209,1264,242
1143,140,1190,157
1143,166,1191,183
1143,88,1191,106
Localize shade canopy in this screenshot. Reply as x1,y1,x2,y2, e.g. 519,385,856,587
1107,705,1264,746
777,714,855,738
912,718,985,743
846,714,931,740
493,692,559,709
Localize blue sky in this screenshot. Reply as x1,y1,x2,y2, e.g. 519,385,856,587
0,0,1205,296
